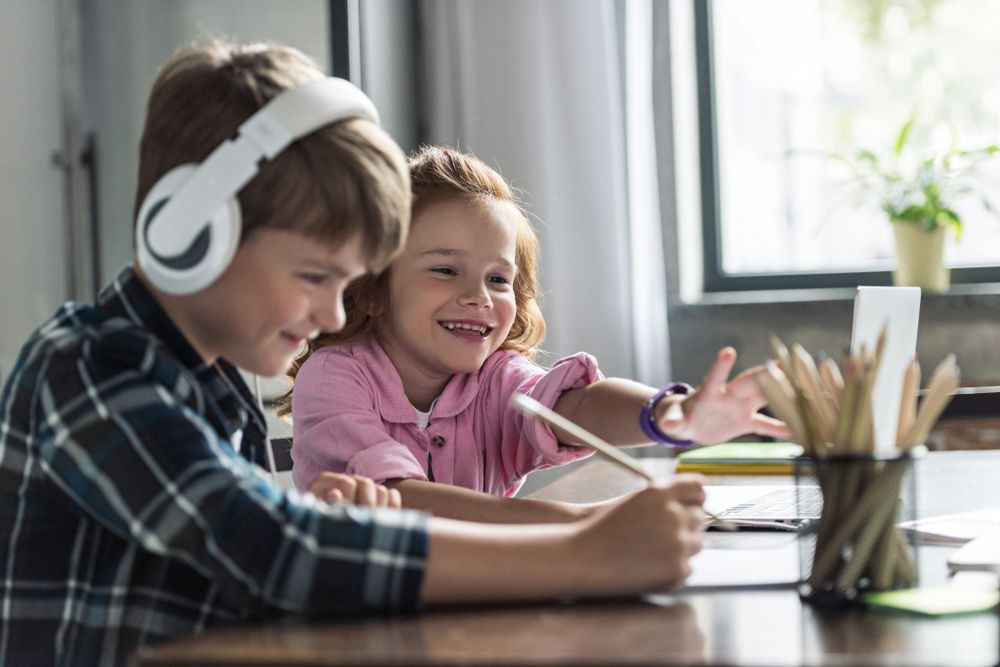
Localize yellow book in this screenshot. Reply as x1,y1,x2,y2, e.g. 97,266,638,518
675,441,803,475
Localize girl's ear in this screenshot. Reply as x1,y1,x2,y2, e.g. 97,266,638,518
360,273,390,318
364,299,383,318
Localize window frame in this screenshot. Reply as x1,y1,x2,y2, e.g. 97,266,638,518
328,0,355,80
693,0,1000,293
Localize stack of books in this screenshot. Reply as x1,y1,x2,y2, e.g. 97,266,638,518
674,441,803,475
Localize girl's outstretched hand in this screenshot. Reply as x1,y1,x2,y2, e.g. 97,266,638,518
658,347,790,445
307,472,403,508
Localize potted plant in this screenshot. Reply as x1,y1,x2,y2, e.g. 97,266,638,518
824,117,999,292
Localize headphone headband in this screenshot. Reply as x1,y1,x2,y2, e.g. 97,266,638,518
136,77,379,294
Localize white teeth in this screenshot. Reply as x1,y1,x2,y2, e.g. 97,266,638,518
442,321,488,335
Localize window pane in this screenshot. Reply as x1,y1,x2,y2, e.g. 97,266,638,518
712,0,1000,276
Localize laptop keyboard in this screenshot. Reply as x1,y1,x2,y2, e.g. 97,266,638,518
718,487,823,520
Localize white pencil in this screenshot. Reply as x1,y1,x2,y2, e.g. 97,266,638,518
509,393,736,531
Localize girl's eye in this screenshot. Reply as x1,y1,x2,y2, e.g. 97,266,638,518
431,267,457,276
488,275,512,285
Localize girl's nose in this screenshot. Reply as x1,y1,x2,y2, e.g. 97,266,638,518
459,281,492,309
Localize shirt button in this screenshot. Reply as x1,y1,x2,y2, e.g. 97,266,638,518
431,435,446,448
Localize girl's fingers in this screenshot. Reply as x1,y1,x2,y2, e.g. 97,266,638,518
700,347,737,391
352,475,378,507
307,473,401,508
726,367,767,404
308,473,354,499
751,414,792,438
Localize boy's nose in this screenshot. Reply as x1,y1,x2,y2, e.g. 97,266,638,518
312,297,346,333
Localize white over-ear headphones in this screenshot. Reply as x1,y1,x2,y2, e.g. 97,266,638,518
136,77,380,295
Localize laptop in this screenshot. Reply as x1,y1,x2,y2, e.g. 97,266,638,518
702,286,921,530
850,286,922,452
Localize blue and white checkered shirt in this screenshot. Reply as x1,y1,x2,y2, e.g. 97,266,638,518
0,266,428,666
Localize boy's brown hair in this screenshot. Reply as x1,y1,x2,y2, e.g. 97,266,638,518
136,40,409,273
277,146,547,417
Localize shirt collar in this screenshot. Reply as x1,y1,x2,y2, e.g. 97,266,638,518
360,336,486,423
97,265,269,465
98,265,205,370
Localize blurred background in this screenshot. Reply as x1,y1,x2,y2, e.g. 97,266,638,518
3,1,1000,455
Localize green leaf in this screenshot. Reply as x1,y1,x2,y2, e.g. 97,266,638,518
786,114,999,248
935,208,963,240
895,204,934,228
855,148,879,163
894,115,915,156
956,145,1000,160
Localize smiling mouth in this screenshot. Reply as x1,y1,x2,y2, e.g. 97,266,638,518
281,332,311,346
438,320,494,337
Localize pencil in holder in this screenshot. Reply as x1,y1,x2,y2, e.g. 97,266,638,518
795,448,923,608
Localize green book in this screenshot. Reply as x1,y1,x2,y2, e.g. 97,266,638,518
675,441,803,474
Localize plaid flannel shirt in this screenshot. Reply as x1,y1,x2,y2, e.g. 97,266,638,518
0,266,428,667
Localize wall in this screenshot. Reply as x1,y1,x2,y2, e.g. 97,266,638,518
0,0,70,380
358,0,420,154
668,288,1000,388
81,0,332,286
0,0,334,385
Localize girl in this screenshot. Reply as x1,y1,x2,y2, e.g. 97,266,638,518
280,146,786,523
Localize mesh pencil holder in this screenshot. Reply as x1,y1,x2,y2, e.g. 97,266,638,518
795,446,924,608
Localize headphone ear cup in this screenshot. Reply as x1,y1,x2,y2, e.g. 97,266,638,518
136,164,242,295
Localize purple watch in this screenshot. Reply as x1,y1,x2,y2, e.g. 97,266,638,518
640,383,695,447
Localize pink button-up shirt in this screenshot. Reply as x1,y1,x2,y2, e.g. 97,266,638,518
291,336,602,497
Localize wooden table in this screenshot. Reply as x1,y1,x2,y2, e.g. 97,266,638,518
137,450,1000,666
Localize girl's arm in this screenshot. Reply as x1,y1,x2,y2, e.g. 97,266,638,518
420,475,706,603
553,347,789,447
386,477,622,523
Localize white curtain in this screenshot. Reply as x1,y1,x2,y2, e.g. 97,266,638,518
416,0,671,384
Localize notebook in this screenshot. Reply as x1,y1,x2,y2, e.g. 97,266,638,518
947,533,1000,573
700,286,921,529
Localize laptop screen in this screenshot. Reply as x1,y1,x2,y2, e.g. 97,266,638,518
850,286,921,452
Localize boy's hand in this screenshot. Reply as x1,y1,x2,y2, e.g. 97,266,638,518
307,472,402,508
576,475,706,592
657,347,790,445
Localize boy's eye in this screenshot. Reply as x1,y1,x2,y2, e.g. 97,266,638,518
299,273,329,286
431,267,457,276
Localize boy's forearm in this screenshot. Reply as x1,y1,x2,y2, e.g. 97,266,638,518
387,478,590,523
420,480,704,605
420,517,590,604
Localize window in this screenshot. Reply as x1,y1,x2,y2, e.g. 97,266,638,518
691,0,1000,291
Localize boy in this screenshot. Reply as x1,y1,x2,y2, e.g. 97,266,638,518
0,40,706,666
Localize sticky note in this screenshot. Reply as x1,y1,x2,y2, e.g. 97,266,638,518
862,586,999,617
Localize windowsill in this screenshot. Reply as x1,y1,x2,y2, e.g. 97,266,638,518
672,282,1000,312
